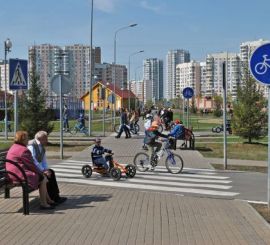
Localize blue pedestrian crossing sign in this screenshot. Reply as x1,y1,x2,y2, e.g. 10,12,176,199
9,59,28,90
250,43,270,85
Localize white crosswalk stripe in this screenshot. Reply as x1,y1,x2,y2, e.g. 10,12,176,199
52,159,239,198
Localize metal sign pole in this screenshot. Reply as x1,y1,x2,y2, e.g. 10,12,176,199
187,98,189,129
182,98,185,125
59,75,63,160
14,91,18,134
103,99,105,136
268,86,270,208
223,62,227,170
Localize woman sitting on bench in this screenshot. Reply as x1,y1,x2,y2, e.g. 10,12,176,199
6,131,56,210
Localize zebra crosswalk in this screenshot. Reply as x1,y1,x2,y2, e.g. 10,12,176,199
52,159,239,198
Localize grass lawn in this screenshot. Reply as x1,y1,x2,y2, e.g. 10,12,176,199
211,163,267,173
196,142,267,161
46,142,92,152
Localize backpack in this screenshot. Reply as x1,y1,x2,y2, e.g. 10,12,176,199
144,129,156,145
144,119,152,130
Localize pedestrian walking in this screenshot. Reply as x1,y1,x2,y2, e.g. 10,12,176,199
115,108,131,138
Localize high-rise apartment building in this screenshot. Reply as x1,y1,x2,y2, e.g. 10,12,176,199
165,49,190,100
200,62,207,96
176,61,201,97
143,58,163,102
240,39,269,97
240,39,269,67
28,44,101,98
205,52,241,99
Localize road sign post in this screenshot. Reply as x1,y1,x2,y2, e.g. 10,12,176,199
9,59,28,135
183,87,194,129
250,43,270,209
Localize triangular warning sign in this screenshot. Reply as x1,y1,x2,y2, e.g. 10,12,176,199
10,62,27,86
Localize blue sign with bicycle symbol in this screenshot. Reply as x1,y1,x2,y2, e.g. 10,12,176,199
182,87,194,99
250,43,270,85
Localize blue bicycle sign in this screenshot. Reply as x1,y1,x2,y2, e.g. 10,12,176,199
255,55,270,75
182,87,194,99
250,43,270,85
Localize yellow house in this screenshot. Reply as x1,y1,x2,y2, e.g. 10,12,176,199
81,81,136,111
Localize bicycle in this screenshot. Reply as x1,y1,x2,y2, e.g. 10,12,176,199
133,138,184,174
70,123,88,136
114,121,140,135
255,54,270,75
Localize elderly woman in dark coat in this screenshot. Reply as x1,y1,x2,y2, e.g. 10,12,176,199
6,131,55,210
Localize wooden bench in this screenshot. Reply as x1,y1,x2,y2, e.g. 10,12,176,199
0,151,33,215
178,128,195,150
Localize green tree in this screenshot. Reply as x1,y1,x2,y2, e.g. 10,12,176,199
18,49,53,138
213,95,223,117
232,73,267,143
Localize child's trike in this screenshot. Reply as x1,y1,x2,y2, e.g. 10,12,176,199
81,153,136,181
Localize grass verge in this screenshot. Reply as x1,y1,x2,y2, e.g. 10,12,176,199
196,142,267,161
211,163,267,173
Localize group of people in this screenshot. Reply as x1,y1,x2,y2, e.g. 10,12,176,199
142,109,185,170
6,130,66,210
158,107,174,130
115,108,139,139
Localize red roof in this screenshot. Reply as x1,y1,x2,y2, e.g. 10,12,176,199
81,80,137,100
99,80,136,99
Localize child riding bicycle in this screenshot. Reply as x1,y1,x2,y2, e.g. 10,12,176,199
144,121,168,169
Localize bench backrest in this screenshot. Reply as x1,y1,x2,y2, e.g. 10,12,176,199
0,151,8,187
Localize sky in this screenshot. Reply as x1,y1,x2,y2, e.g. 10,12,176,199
1,0,270,79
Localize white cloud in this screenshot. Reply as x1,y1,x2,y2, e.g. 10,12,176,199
140,1,162,13
94,0,118,13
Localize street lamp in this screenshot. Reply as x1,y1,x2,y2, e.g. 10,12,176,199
113,23,138,124
4,38,12,140
128,50,144,111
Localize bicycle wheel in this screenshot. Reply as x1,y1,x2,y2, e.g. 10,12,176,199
130,126,137,135
255,63,267,75
82,127,88,136
165,153,184,174
133,152,149,172
134,124,140,133
114,124,120,133
70,126,78,135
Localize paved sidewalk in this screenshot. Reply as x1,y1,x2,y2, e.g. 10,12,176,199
0,183,270,245
1,130,269,244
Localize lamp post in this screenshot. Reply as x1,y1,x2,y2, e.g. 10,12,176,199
113,23,138,125
4,38,12,140
88,0,94,136
128,50,144,111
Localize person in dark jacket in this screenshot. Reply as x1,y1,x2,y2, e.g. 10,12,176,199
91,138,112,170
28,131,67,204
115,108,131,138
